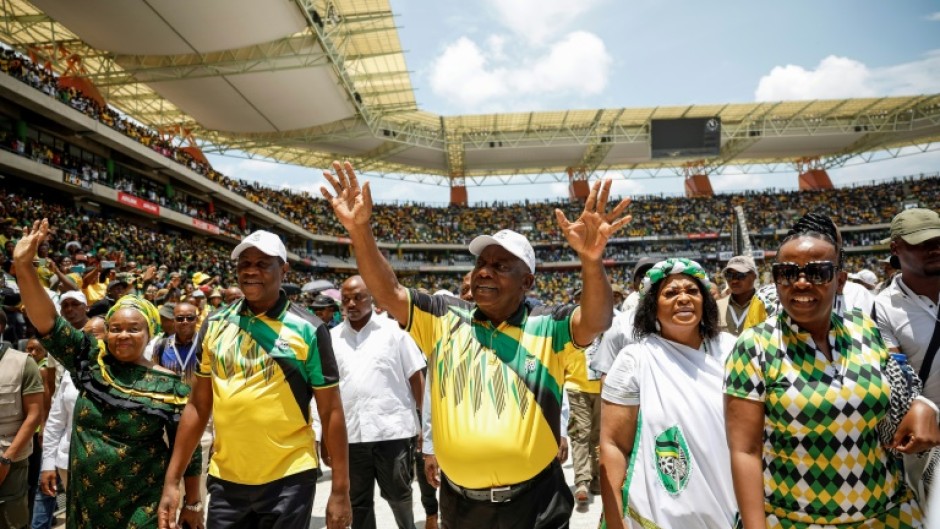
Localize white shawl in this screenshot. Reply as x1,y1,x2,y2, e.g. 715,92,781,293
607,332,738,529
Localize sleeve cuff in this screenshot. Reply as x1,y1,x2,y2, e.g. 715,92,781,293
601,387,639,406
915,395,940,416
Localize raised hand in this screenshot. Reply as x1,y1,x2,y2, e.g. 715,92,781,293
554,179,632,262
321,160,373,231
12,219,50,265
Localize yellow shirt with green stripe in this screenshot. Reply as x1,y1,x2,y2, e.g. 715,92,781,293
406,290,581,489
563,338,601,393
196,292,338,485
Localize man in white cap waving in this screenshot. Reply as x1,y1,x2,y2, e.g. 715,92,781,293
323,161,632,528
159,230,352,529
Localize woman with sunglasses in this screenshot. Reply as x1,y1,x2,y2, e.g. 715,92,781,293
724,213,940,529
599,258,738,529
12,219,203,529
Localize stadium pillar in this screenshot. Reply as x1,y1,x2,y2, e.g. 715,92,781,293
798,169,834,190
449,175,468,206
684,174,714,197
567,167,590,201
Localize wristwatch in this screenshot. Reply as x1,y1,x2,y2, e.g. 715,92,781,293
183,500,203,512
0,455,12,466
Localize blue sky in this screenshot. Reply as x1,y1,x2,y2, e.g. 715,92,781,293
208,0,940,204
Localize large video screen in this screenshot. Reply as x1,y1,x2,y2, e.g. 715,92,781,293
650,117,721,159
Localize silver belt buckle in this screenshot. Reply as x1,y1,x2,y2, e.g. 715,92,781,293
490,485,511,502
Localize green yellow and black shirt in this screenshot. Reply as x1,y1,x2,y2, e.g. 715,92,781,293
197,291,338,485
724,309,920,528
406,290,581,489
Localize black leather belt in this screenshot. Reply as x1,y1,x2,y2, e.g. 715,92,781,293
444,461,556,503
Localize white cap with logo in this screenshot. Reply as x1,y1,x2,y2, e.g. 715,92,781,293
468,229,536,274
231,230,287,262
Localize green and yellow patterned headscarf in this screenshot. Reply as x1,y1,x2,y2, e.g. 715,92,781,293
105,295,161,338
639,258,711,298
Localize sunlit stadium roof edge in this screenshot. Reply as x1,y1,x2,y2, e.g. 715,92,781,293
1,0,938,184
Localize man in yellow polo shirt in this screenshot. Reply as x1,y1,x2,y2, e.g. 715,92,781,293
323,161,632,528
158,230,352,529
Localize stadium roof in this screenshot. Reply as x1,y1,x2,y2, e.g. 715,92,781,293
2,0,940,185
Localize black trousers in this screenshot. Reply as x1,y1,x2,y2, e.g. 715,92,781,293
440,460,573,529
349,438,415,529
413,440,438,517
206,469,317,529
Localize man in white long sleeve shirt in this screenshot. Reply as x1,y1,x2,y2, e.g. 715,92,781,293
39,372,77,496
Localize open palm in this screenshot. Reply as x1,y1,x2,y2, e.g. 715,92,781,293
320,160,373,230
13,219,50,265
555,179,632,261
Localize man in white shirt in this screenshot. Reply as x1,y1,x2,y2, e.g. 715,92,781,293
874,208,940,496
875,208,940,406
332,275,425,529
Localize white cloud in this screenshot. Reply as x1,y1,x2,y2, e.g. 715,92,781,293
429,37,506,108
755,51,940,101
926,12,940,21
485,0,605,45
711,170,773,193
429,31,611,111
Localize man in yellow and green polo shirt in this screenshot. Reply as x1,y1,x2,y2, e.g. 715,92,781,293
323,161,632,528
158,230,352,529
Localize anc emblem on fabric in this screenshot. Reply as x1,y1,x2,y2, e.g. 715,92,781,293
653,425,692,495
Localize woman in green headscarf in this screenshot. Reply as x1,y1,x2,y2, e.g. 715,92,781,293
13,219,203,529
598,258,739,529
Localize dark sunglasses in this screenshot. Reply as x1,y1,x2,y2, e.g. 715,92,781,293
175,315,198,323
771,261,838,286
723,270,749,281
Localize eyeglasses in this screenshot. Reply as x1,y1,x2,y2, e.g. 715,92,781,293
723,270,750,281
175,315,198,323
771,261,838,286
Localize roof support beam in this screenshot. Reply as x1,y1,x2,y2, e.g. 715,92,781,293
85,33,331,86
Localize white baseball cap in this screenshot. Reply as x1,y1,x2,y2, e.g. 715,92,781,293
231,230,287,262
468,229,536,274
849,269,878,288
60,290,87,305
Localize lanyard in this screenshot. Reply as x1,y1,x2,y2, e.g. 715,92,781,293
167,335,197,371
728,300,749,332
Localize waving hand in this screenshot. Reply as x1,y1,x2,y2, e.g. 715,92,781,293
555,179,632,261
